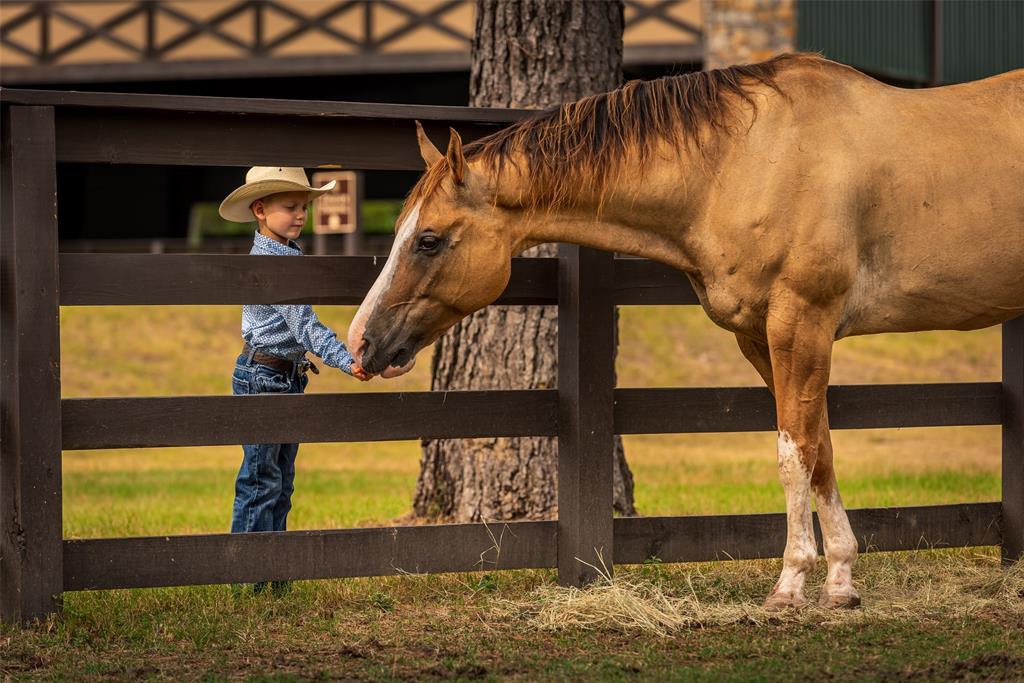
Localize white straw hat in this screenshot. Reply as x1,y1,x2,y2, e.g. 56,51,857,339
218,166,337,222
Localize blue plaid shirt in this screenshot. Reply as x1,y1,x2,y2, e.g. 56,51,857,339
242,231,355,375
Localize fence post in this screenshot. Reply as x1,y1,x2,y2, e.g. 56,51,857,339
0,105,64,624
1003,316,1024,564
557,245,615,586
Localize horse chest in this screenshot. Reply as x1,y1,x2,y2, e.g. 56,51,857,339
687,272,766,337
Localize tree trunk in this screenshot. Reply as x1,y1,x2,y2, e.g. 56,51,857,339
413,0,636,522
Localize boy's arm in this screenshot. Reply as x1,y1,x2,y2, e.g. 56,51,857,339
271,303,356,375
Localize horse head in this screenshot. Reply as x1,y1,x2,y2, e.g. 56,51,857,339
347,123,516,377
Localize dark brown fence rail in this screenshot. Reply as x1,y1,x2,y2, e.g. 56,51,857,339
61,383,1001,450
2,88,1021,625
64,503,1000,591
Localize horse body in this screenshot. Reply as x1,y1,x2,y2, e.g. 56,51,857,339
349,54,1024,608
811,66,1024,336
650,60,1024,342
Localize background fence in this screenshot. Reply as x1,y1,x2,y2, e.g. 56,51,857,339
2,89,1021,625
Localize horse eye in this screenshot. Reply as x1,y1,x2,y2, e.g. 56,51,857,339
416,234,441,252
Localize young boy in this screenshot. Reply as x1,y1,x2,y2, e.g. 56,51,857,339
219,166,371,557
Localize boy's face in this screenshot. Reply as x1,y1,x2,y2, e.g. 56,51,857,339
250,190,311,242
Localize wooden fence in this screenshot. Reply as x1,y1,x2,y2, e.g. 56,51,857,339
1,88,1021,625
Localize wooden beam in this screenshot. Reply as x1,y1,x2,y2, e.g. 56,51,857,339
557,245,616,586
61,503,1001,591
44,4,147,63
0,50,477,85
372,0,471,48
613,503,1003,564
0,88,526,122
153,1,265,57
613,383,1002,434
58,254,707,306
0,43,704,86
59,254,558,306
61,382,1000,451
64,520,556,590
1003,316,1024,563
0,105,63,625
52,108,508,169
612,257,700,305
62,390,558,450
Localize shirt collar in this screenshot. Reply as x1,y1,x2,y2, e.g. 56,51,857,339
252,230,303,255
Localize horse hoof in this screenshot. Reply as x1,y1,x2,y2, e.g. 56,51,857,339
818,589,861,609
763,592,807,610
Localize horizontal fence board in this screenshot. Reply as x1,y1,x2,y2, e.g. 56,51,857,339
825,382,1003,428
62,503,1000,590
613,503,1003,564
616,387,777,433
62,390,558,450
53,108,510,169
64,520,556,590
0,51,477,87
614,383,1003,433
62,382,1000,450
2,88,530,123
59,254,558,306
613,258,700,305
0,89,526,168
59,254,698,306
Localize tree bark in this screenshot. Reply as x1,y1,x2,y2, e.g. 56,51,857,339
413,0,636,522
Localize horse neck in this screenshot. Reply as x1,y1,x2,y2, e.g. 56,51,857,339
495,146,716,274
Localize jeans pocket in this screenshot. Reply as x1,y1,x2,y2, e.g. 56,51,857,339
232,375,251,395
253,371,292,394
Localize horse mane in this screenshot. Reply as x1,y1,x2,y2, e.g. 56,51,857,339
407,52,818,215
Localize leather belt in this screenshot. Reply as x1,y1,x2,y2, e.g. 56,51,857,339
242,343,319,375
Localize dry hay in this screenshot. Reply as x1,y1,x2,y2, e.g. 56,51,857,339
494,549,1024,637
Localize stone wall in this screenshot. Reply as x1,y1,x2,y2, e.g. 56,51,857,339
702,0,795,69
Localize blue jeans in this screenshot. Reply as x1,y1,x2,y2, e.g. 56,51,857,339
230,352,309,534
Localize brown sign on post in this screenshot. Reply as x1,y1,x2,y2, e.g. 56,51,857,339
312,170,359,234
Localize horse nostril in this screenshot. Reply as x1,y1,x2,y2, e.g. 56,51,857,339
360,335,375,359
390,347,409,368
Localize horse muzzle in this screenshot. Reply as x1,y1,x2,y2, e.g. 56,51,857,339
360,334,417,376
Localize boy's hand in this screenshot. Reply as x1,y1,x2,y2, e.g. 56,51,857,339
351,364,372,382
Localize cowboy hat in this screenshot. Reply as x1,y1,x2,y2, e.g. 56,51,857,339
218,166,337,222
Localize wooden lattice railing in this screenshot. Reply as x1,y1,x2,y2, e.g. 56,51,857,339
1,88,1020,625
0,0,703,83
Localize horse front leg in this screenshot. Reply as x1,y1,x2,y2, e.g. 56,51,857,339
761,301,838,609
738,328,860,609
811,414,861,608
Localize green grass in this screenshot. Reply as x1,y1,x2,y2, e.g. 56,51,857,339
4,551,1022,681
5,304,1014,680
62,446,417,538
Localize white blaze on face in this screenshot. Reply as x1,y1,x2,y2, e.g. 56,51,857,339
348,202,422,378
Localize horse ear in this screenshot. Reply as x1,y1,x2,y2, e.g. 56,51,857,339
415,120,443,168
446,127,465,185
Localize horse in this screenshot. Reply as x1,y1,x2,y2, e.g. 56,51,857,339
348,53,1024,609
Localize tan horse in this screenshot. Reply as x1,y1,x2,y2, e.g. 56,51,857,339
349,53,1024,608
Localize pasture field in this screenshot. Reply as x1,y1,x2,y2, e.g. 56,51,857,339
3,304,1021,681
